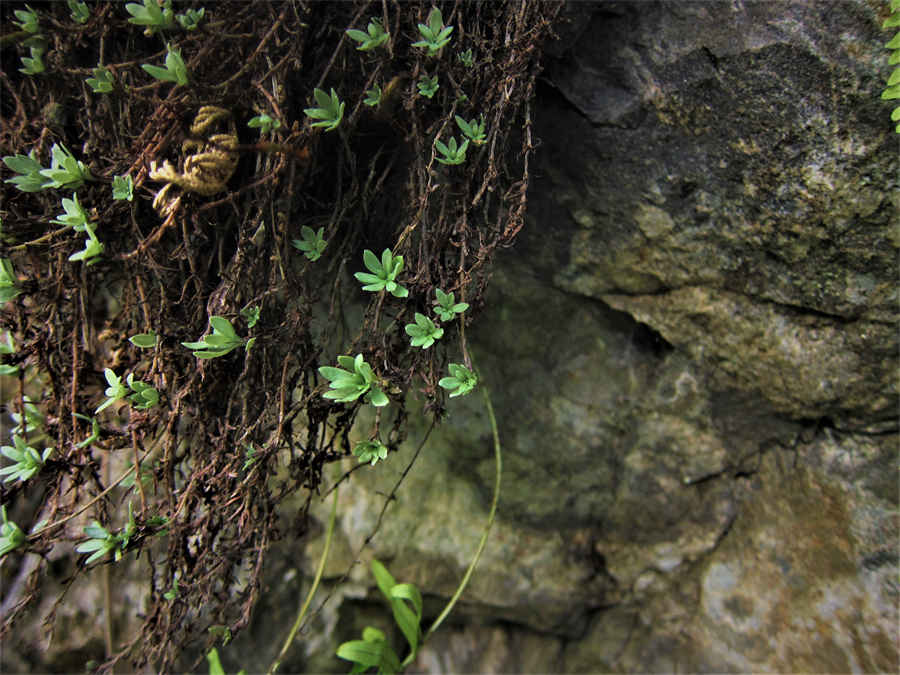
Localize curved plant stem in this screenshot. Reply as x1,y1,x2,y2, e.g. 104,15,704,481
422,384,502,642
268,486,339,675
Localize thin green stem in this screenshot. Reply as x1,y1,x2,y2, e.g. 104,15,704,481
268,486,339,675
422,384,501,642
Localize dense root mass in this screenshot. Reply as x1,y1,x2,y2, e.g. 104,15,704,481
0,1,562,670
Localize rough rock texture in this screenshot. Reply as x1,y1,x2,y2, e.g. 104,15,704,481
235,1,898,673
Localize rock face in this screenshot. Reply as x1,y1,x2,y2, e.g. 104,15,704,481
237,1,897,673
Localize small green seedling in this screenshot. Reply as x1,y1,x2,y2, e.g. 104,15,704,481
319,353,389,407
336,559,424,672
434,136,469,165
112,174,134,201
248,114,281,135
433,288,469,321
454,114,486,145
412,7,453,55
353,439,389,466
74,413,101,449
439,363,477,397
125,0,175,33
127,374,160,410
68,0,90,24
182,316,247,359
0,331,17,375
354,248,408,298
346,17,390,51
13,5,40,33
0,434,52,483
86,66,114,93
10,400,44,438
304,88,344,132
176,7,204,31
405,313,443,349
51,193,93,230
0,506,26,558
20,46,45,76
417,74,439,99
364,83,382,107
96,368,129,413
75,504,137,565
129,331,158,348
142,44,188,86
163,578,180,601
0,259,21,303
457,48,474,67
292,225,327,261
242,444,258,471
68,225,103,265
2,150,46,192
240,305,260,328
41,144,94,190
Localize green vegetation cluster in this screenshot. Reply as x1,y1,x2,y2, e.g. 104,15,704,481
0,1,561,672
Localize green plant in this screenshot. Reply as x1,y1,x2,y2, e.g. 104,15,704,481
13,5,40,33
41,143,94,189
142,44,188,86
439,363,477,397
884,0,900,132
0,331,17,375
182,316,248,359
457,48,474,67
0,259,21,303
75,503,137,565
125,0,175,33
354,248,408,298
68,225,103,265
3,145,93,192
86,66,114,93
319,353,389,407
434,136,469,165
417,74,439,99
0,434,52,483
454,114,486,145
364,83,382,107
0,506,26,558
353,439,389,466
304,87,345,132
176,7,205,31
127,374,160,410
96,368,128,413
433,288,469,321
74,413,101,449
129,331,158,348
2,150,45,192
346,17,390,51
11,401,44,438
241,305,261,328
412,7,453,55
292,225,327,261
336,560,423,673
242,444,258,471
112,174,134,201
68,0,90,24
19,46,45,76
404,313,443,348
248,113,281,135
51,193,93,230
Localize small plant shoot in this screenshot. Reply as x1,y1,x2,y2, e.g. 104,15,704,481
319,353,389,407
304,88,344,132
354,248,409,298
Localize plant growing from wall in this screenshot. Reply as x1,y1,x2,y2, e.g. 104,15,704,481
0,2,561,670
